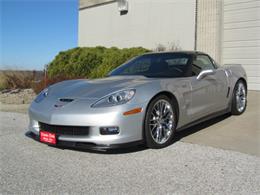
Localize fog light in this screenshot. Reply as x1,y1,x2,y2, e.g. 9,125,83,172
100,127,119,135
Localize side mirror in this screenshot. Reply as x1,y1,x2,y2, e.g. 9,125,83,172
197,69,215,80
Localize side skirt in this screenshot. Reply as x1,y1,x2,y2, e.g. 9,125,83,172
176,108,230,132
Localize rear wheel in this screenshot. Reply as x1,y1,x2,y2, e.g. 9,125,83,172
144,95,177,149
231,80,247,115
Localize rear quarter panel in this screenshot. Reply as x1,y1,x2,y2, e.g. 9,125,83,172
223,64,247,103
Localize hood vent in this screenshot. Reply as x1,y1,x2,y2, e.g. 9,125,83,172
59,98,74,102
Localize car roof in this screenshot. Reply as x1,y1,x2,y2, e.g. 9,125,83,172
143,51,208,56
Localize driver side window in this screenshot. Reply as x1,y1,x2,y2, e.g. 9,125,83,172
192,55,215,76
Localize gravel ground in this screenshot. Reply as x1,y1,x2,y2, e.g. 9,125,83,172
0,112,259,194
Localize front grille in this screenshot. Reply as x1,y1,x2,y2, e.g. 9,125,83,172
39,122,89,136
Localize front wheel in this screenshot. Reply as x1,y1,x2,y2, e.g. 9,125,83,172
144,95,177,149
231,80,247,115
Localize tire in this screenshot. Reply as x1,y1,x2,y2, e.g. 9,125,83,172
231,80,247,115
144,95,177,149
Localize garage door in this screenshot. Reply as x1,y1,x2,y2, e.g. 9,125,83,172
223,0,260,90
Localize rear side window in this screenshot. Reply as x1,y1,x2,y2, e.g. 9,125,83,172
166,58,189,66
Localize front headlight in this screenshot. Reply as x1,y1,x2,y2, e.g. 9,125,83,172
91,89,136,108
34,88,49,103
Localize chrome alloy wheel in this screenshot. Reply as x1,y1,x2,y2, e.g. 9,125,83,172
236,82,246,113
149,99,175,144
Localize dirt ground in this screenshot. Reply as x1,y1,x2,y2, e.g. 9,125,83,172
0,88,36,104
0,88,35,113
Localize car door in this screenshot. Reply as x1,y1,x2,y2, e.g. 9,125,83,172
190,54,228,121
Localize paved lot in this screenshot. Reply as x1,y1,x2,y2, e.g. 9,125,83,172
180,91,260,156
0,112,259,194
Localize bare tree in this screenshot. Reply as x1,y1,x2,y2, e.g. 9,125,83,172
154,41,182,52
167,42,181,51
155,44,167,52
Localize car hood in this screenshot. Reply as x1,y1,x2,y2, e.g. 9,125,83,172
49,76,152,99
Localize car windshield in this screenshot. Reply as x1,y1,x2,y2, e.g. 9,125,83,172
109,53,192,78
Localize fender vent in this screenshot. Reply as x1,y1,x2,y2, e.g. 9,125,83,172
227,87,230,98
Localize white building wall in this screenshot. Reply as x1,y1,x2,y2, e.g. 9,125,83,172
79,0,196,50
78,0,260,90
222,0,260,90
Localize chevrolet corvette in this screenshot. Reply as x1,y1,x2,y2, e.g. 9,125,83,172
28,51,247,149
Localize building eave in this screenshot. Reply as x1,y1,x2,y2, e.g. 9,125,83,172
79,0,116,10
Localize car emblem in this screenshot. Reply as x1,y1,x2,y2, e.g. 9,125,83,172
54,104,64,108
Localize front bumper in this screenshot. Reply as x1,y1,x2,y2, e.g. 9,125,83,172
28,99,147,147
27,131,144,150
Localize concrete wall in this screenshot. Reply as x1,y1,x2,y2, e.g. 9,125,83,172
196,0,260,90
78,0,196,50
196,0,223,63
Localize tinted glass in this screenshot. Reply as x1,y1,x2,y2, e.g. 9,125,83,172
109,53,192,78
192,55,215,76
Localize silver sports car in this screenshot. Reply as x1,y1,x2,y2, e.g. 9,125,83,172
28,51,247,149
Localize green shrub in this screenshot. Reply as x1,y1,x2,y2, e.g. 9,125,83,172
47,46,150,79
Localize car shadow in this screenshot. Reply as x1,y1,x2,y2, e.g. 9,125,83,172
55,145,148,155
25,113,231,155
173,113,231,142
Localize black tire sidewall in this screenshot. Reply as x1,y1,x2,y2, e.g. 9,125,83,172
144,95,177,149
231,81,247,115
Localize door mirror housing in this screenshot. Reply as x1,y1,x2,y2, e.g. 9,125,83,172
197,69,215,80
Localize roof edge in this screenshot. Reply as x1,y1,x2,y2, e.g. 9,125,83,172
79,0,116,10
